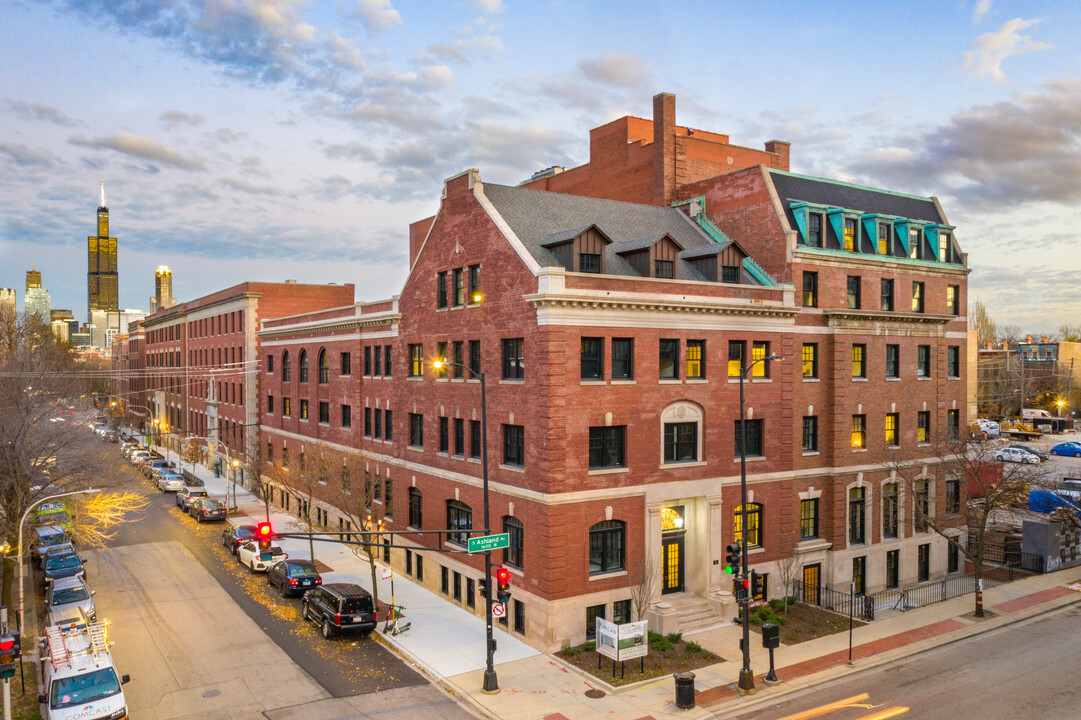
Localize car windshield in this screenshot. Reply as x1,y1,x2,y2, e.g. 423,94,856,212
38,533,68,548
236,528,256,538
201,499,223,509
341,596,374,614
46,554,81,570
288,563,318,578
50,668,121,708
51,586,90,605
190,490,208,496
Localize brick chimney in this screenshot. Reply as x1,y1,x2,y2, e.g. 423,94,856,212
764,140,791,172
1042,335,1049,343
1025,334,1032,344
653,92,676,207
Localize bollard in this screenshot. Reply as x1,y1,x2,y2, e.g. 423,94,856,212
674,671,696,709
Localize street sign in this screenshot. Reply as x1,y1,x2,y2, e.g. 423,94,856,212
467,533,510,553
381,566,393,580
492,602,506,618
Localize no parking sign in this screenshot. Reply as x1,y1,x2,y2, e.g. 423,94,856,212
492,602,506,618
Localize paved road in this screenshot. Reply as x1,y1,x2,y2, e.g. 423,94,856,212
739,603,1081,720
82,453,479,719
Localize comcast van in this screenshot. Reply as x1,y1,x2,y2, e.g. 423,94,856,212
39,621,130,720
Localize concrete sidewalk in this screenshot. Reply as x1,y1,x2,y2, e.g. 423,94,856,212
141,438,1081,720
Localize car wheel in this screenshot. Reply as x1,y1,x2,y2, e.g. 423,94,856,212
196,515,203,523
322,619,333,639
1074,451,1081,458
1052,450,1059,455
248,559,256,573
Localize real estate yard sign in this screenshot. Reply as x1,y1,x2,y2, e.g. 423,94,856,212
596,618,648,662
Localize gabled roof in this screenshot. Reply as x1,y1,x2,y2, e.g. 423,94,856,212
541,225,607,248
481,183,749,282
614,233,683,255
680,240,738,260
769,170,944,224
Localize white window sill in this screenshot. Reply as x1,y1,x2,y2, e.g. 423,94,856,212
407,445,424,453
851,447,868,453
660,460,707,469
580,380,606,386
659,378,681,384
887,444,900,450
610,379,636,385
886,377,901,382
801,451,820,457
587,467,630,476
685,378,708,384
852,377,868,382
407,376,423,381
499,379,525,385
803,377,820,383
751,378,772,384
736,455,767,463
588,570,628,581
499,463,526,473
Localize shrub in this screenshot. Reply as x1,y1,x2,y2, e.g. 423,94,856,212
582,641,596,652
666,632,683,644
768,599,787,613
563,645,581,658
685,641,703,654
652,637,673,652
648,631,664,644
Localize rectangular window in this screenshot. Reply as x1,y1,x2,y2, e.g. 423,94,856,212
364,407,371,437
408,344,423,377
452,341,463,379
881,278,894,311
918,544,930,582
612,599,631,626
384,479,393,519
453,268,465,306
886,549,899,589
659,339,679,379
853,557,867,595
341,352,351,376
734,419,763,457
914,481,929,533
883,483,899,539
439,417,449,453
300,399,309,420
384,410,392,441
852,344,866,378
947,346,960,377
800,498,819,539
654,259,674,278
585,605,605,640
384,346,392,377
917,411,930,443
469,339,481,376
454,418,465,456
948,543,960,573
947,284,960,315
728,340,744,378
373,346,382,376
579,253,601,273
802,416,818,453
470,420,481,459
589,426,626,469
268,395,274,414
807,213,822,246
409,413,423,448
752,341,771,378
801,343,818,379
373,408,382,439
946,478,961,515
580,337,604,380
283,397,291,417
849,487,866,545
847,276,861,309
947,409,960,441
686,340,705,379
441,566,449,595
878,223,890,255
663,422,698,463
319,401,329,424
886,344,900,378
909,228,922,259
843,217,857,251
722,265,740,283
503,425,525,466
513,599,525,635
468,264,481,303
802,271,818,307
502,338,524,380
611,338,634,380
852,414,866,449
886,413,899,446
364,346,372,376
437,272,448,309
446,501,472,548
918,345,931,377
912,281,925,313
267,354,274,373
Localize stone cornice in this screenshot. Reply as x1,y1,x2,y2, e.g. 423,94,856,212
794,247,971,277
824,308,957,327
522,292,799,319
257,312,401,339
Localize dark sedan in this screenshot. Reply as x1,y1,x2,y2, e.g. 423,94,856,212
220,523,258,554
266,559,323,597
42,550,86,587
189,498,227,523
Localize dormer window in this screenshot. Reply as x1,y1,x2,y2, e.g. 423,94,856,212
542,224,612,274
654,260,674,278
579,253,601,273
615,233,683,279
877,223,891,255
843,218,858,252
722,265,740,284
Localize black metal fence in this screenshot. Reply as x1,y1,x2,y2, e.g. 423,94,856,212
791,580,875,621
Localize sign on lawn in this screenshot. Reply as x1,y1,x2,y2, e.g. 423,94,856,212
467,533,509,553
596,618,648,662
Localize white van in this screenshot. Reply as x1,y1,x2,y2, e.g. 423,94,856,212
39,622,130,720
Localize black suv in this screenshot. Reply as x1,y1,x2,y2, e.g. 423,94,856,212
301,583,376,639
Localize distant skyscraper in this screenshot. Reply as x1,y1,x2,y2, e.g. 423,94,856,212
151,265,176,314
88,178,119,322
26,269,41,290
25,279,51,319
0,288,15,319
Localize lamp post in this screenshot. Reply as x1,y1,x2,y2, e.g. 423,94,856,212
736,352,783,694
432,358,498,693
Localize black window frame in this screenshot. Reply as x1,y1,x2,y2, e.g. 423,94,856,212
588,520,625,574
918,345,931,377
734,418,763,457
917,411,930,443
802,271,818,308
912,281,925,313
341,351,351,376
686,339,705,379
886,344,900,378
918,543,930,582
852,343,867,378
408,343,423,377
659,339,679,379
663,421,698,463
579,252,601,273
807,212,822,246
502,424,524,467
883,483,899,539
947,284,960,316
437,271,448,309
881,278,894,311
734,503,763,548
800,498,819,539
802,343,818,379
299,350,309,383
341,404,351,428
610,338,634,380
446,499,472,547
654,259,674,278
588,426,626,469
947,346,960,377
409,413,423,448
947,409,960,441
502,338,524,380
886,549,900,588
886,412,899,446
802,415,818,453
453,267,465,307
318,401,329,424
454,418,465,456
469,340,481,377
503,515,524,568
580,337,604,380
849,486,866,545
946,478,961,515
408,488,422,529
470,419,481,459
847,275,861,309
439,416,449,453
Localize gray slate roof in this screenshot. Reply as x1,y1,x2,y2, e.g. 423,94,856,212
769,171,944,226
482,183,731,282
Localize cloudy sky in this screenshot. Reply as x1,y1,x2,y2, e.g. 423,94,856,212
1,0,1078,333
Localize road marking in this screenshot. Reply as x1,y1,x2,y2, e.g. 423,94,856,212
854,708,909,720
776,694,873,720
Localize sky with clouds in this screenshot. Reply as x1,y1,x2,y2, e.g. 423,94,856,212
1,0,1079,334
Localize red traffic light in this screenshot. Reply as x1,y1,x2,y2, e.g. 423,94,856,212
496,567,510,587
256,522,273,539
0,635,13,653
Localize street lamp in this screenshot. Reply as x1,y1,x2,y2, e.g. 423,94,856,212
431,357,498,693
736,352,783,694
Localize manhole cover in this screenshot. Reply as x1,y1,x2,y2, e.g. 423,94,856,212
585,689,606,699
202,690,221,698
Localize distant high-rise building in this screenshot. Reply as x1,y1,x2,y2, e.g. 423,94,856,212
25,271,51,319
50,308,75,324
0,288,15,319
150,265,176,314
88,178,119,323
26,269,41,290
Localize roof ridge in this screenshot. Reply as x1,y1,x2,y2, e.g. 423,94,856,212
768,169,935,203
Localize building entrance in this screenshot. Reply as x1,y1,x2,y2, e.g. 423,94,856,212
660,505,685,595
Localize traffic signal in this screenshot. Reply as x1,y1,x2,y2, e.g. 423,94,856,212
0,632,17,680
724,541,742,576
733,577,750,602
750,570,764,600
256,521,273,550
496,566,511,604
478,579,488,597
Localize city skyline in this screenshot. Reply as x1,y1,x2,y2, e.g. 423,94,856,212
2,0,1079,332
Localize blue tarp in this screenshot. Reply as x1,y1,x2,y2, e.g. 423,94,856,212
1029,490,1081,515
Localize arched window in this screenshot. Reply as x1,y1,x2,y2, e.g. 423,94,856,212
503,516,524,568
299,350,309,383
589,520,625,574
660,401,703,464
281,351,291,382
318,348,329,384
408,488,422,528
446,500,472,547
734,503,763,548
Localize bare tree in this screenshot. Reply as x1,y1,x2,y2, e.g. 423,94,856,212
631,550,660,622
340,454,384,609
997,323,1024,348
775,553,799,616
969,298,997,348
273,444,324,561
244,428,272,523
1057,323,1081,343
883,436,1044,617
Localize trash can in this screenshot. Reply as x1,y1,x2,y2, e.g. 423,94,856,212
674,671,696,709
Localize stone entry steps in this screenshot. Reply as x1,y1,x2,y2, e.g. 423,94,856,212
666,595,729,635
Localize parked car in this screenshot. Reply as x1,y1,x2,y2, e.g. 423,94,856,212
221,524,258,555
188,498,227,523
176,486,209,510
157,473,186,492
236,541,287,572
32,525,71,568
1006,444,1050,461
42,549,87,587
975,418,1001,439
45,577,96,625
1050,442,1081,457
266,559,323,597
301,583,376,638
992,447,1040,464
143,459,174,477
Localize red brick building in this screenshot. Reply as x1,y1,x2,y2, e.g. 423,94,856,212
254,90,968,652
